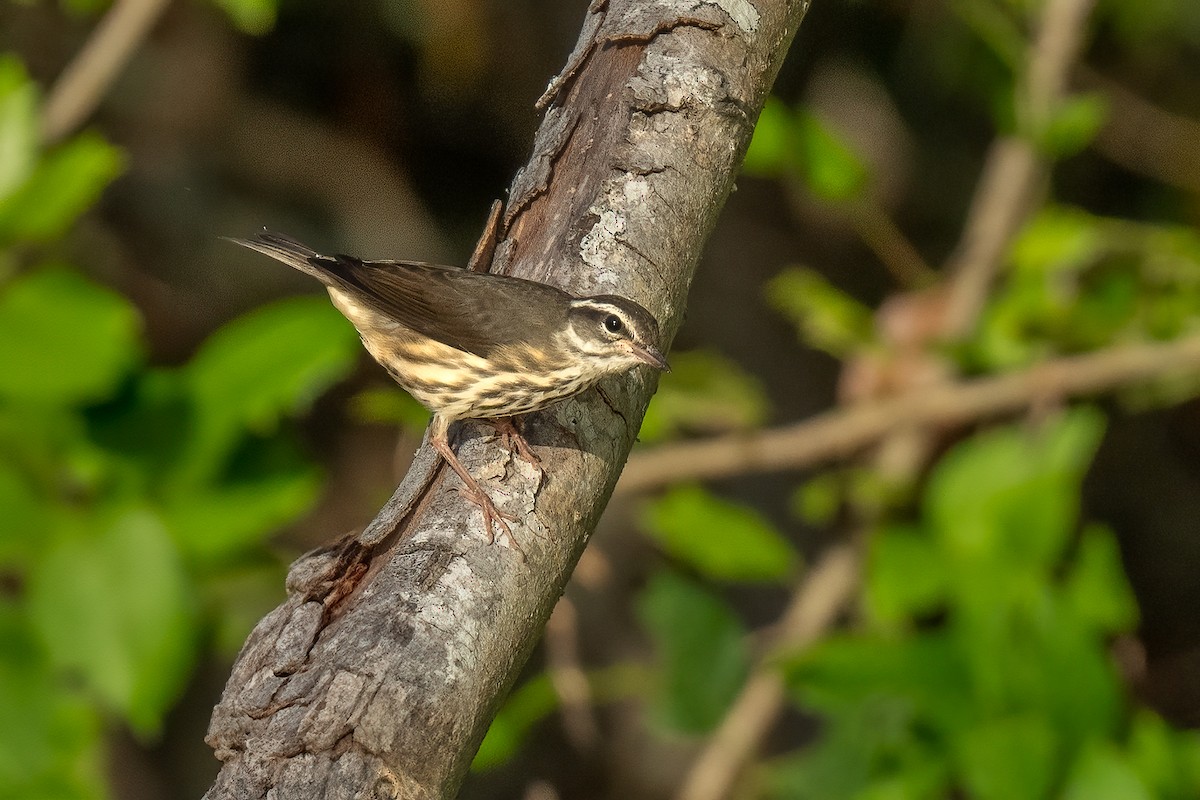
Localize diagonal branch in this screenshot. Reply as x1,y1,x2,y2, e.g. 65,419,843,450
620,333,1200,492
202,2,814,798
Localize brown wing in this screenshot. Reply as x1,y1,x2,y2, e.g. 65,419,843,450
232,231,575,357
315,253,574,359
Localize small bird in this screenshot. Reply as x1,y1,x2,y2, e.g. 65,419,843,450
231,231,670,544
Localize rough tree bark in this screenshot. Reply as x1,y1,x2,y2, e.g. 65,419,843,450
203,1,812,797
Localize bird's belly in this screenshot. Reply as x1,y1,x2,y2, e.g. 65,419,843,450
375,342,592,421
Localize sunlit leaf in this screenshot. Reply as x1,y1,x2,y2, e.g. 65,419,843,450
164,467,321,562
956,715,1057,800
641,485,799,583
472,673,557,771
1039,93,1109,157
793,109,870,202
213,0,278,34
180,296,359,482
1063,524,1138,633
865,525,949,625
0,266,142,404
0,607,105,800
743,97,796,178
790,474,842,526
925,407,1104,566
0,132,123,245
637,571,749,733
349,386,431,432
784,633,974,735
1063,742,1153,800
0,56,38,201
1010,206,1104,277
28,510,197,735
768,267,875,356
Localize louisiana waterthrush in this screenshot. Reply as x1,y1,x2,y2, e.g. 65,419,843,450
232,231,669,543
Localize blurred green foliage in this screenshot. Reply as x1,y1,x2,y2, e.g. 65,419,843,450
767,410,1200,799
0,55,356,799
476,0,1200,794
638,350,769,442
6,0,1200,794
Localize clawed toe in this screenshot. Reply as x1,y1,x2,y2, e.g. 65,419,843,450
489,417,543,470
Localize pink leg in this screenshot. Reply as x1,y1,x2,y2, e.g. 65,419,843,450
431,418,520,550
488,416,542,469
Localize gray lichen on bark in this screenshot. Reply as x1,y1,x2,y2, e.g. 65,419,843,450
203,1,812,797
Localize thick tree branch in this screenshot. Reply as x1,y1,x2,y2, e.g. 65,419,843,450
203,1,813,797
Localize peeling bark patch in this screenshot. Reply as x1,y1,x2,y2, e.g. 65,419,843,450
707,0,759,33
299,670,367,750
630,55,728,113
272,602,324,675
537,2,607,109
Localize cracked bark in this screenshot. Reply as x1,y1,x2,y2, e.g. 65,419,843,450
203,1,812,797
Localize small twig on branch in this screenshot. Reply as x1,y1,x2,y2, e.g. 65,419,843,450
620,334,1200,493
675,543,861,800
41,0,171,145
1083,68,1200,195
940,0,1097,337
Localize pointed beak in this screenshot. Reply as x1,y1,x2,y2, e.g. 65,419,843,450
631,343,671,372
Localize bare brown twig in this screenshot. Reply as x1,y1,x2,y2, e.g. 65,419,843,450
41,0,171,145
621,334,1200,492
674,543,861,800
940,0,1097,338
1084,68,1200,195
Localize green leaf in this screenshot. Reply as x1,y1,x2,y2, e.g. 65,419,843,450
763,709,948,800
1010,206,1103,277
1127,711,1200,798
640,485,799,583
790,473,843,526
743,97,796,178
0,459,52,569
1063,741,1153,800
28,509,197,735
0,56,38,201
956,715,1058,800
638,350,768,443
164,467,321,562
0,132,124,245
0,607,105,800
1063,524,1138,633
472,673,558,771
784,633,973,736
742,100,870,201
0,266,142,404
213,0,278,34
349,386,431,431
793,109,870,202
180,295,360,482
637,571,749,733
865,525,949,625
926,408,1105,567
1038,93,1109,157
767,267,875,356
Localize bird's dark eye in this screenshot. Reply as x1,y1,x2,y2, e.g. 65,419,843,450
604,315,623,333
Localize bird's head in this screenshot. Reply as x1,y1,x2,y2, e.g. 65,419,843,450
560,295,670,378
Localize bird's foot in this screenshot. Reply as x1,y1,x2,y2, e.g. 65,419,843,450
488,417,542,470
454,483,523,555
